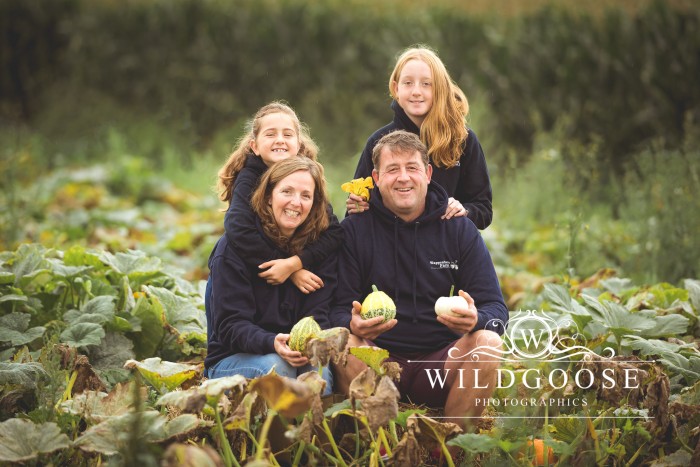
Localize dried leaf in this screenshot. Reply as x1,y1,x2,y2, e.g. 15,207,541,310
349,367,377,404
407,413,462,449
392,430,422,467
362,376,400,432
249,373,314,418
161,443,224,467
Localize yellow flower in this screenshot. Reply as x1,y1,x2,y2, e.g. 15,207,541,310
341,176,374,201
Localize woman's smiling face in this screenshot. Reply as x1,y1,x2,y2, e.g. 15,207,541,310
270,170,315,236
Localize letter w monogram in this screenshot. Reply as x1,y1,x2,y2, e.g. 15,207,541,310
520,329,547,349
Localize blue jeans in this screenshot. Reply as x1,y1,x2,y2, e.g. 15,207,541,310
207,352,333,396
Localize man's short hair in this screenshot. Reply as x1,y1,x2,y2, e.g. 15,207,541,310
372,130,429,170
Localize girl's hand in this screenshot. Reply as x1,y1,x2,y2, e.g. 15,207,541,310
442,197,468,219
346,193,369,214
259,256,302,284
274,333,309,367
291,269,324,294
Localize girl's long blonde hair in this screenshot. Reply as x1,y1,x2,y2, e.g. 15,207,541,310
216,101,318,204
389,46,469,169
250,157,330,255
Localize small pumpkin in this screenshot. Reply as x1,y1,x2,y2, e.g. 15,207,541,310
288,316,322,353
361,285,396,323
527,439,556,466
434,285,467,317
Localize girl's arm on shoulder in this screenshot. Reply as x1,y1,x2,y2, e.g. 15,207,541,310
224,167,285,266
457,130,493,229
297,204,344,269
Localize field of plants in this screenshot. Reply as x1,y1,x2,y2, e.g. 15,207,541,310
2,0,700,465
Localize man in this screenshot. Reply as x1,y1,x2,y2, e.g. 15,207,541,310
331,130,507,428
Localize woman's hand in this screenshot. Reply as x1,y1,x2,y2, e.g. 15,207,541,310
442,197,468,219
274,333,309,367
259,256,302,285
436,290,478,334
291,269,324,294
346,193,369,215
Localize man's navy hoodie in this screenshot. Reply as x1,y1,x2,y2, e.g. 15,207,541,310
205,232,337,370
331,181,507,355
353,100,493,229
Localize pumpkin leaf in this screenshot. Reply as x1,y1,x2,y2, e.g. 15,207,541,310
407,413,462,448
0,419,71,462
123,357,198,393
60,381,147,423
60,322,105,348
249,373,315,418
684,279,700,312
0,312,46,346
0,293,27,304
0,271,15,285
74,411,200,454
447,432,500,454
128,294,165,359
143,286,206,338
639,313,689,338
156,375,247,412
350,346,389,375
0,362,48,389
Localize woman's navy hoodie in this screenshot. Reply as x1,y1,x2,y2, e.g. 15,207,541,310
353,100,493,229
225,154,343,268
205,231,338,369
331,181,507,355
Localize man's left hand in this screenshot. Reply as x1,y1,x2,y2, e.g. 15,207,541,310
436,290,478,334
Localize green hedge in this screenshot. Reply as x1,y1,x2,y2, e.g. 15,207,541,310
2,0,699,180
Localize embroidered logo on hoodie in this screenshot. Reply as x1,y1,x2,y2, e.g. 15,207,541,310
429,260,459,270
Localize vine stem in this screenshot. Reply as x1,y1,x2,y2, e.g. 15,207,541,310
214,408,239,467
255,408,277,462
322,418,348,467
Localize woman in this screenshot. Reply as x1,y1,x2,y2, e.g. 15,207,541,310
347,45,493,229
205,157,337,394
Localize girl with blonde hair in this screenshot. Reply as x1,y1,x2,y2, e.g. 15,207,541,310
216,101,342,292
347,46,493,229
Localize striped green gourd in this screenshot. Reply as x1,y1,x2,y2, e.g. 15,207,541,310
360,285,396,323
288,316,322,353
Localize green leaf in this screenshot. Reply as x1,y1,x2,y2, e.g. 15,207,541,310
0,294,28,304
46,258,92,278
0,419,70,462
128,295,165,359
349,346,390,375
323,398,352,418
0,272,16,285
123,357,198,393
599,277,634,296
640,313,690,338
99,250,164,287
11,244,49,284
624,336,698,357
74,411,200,455
542,283,572,309
60,322,106,348
0,312,46,346
394,407,427,429
684,279,700,312
445,433,498,454
144,286,206,337
0,362,48,389
63,245,105,268
87,332,135,370
595,301,656,340
63,296,116,326
647,283,689,309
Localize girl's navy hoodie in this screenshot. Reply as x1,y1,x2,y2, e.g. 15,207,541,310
205,232,338,370
353,100,493,229
331,181,507,355
225,154,343,268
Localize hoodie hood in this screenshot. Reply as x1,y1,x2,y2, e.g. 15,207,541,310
391,100,420,135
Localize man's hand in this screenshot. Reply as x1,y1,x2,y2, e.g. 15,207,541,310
436,290,478,334
259,256,302,285
273,333,309,367
291,269,324,294
348,300,396,340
